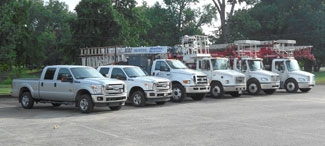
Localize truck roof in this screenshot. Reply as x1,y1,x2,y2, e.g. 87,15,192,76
98,65,139,68
46,65,90,68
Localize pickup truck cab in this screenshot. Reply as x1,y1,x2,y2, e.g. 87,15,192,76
196,57,246,98
233,58,280,95
151,59,210,102
97,65,172,107
270,58,315,92
11,65,127,113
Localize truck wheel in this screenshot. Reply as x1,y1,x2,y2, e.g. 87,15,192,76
52,103,61,107
78,94,94,113
247,79,261,95
131,90,146,107
210,82,224,98
156,101,166,105
109,106,122,111
191,93,206,101
20,92,34,109
263,89,276,95
230,91,241,97
300,88,311,93
171,83,185,102
284,79,298,93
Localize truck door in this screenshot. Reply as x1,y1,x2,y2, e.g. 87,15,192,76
52,68,74,101
152,61,170,79
274,61,287,83
198,59,212,79
39,67,57,100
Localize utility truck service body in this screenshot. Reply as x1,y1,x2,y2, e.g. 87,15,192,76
151,59,210,102
98,65,172,106
11,65,127,113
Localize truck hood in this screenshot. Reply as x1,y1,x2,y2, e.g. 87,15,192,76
252,70,278,76
173,69,206,76
130,76,170,83
78,77,124,85
289,70,314,77
213,70,245,77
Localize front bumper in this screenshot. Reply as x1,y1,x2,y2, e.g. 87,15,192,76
91,93,127,104
185,85,210,93
260,82,280,89
144,89,172,102
298,82,315,89
223,85,246,92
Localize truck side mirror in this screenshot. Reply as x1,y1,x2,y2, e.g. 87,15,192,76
61,75,73,82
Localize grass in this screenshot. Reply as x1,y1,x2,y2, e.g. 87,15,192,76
314,71,325,85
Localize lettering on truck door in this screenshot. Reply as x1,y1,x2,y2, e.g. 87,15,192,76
39,67,57,100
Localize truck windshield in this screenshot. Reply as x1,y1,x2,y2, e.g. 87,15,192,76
285,60,300,72
71,67,104,79
166,60,188,69
247,60,263,71
212,59,228,70
124,67,147,78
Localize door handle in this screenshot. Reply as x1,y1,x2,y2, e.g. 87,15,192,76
166,74,170,76
41,82,43,87
54,83,56,87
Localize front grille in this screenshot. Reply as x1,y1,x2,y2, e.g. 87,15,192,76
271,76,280,82
236,76,245,84
106,84,124,95
195,75,208,85
156,81,170,90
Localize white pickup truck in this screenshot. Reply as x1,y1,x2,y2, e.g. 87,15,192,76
196,57,246,98
270,58,315,92
97,65,172,107
11,65,127,113
151,59,210,102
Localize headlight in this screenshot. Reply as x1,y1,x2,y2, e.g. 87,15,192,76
145,82,156,90
261,77,269,82
298,78,306,82
92,85,104,94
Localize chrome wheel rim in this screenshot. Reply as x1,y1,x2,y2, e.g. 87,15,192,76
211,85,221,96
22,95,29,107
80,98,88,111
287,82,295,91
172,88,182,100
249,83,258,94
133,94,142,105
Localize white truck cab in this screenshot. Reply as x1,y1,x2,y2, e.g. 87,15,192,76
151,59,210,102
271,58,315,92
197,57,246,98
234,57,280,95
98,65,172,106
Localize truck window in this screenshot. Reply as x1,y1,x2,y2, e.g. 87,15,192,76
111,68,126,80
57,68,71,80
44,68,56,80
99,68,110,77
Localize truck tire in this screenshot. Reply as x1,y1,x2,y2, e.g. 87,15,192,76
300,88,311,93
191,93,206,101
263,89,276,95
230,91,241,97
247,79,261,95
156,101,166,105
78,94,94,113
20,92,34,109
171,83,185,102
131,90,146,107
210,82,224,98
284,79,298,93
109,106,122,111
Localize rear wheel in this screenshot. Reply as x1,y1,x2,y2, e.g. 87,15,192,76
263,89,276,95
284,79,298,93
171,83,185,102
20,92,34,109
130,90,146,107
191,93,206,101
300,88,311,93
247,79,261,95
210,82,224,98
230,91,241,97
78,94,94,113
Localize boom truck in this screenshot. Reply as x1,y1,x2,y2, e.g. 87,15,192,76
177,35,247,98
